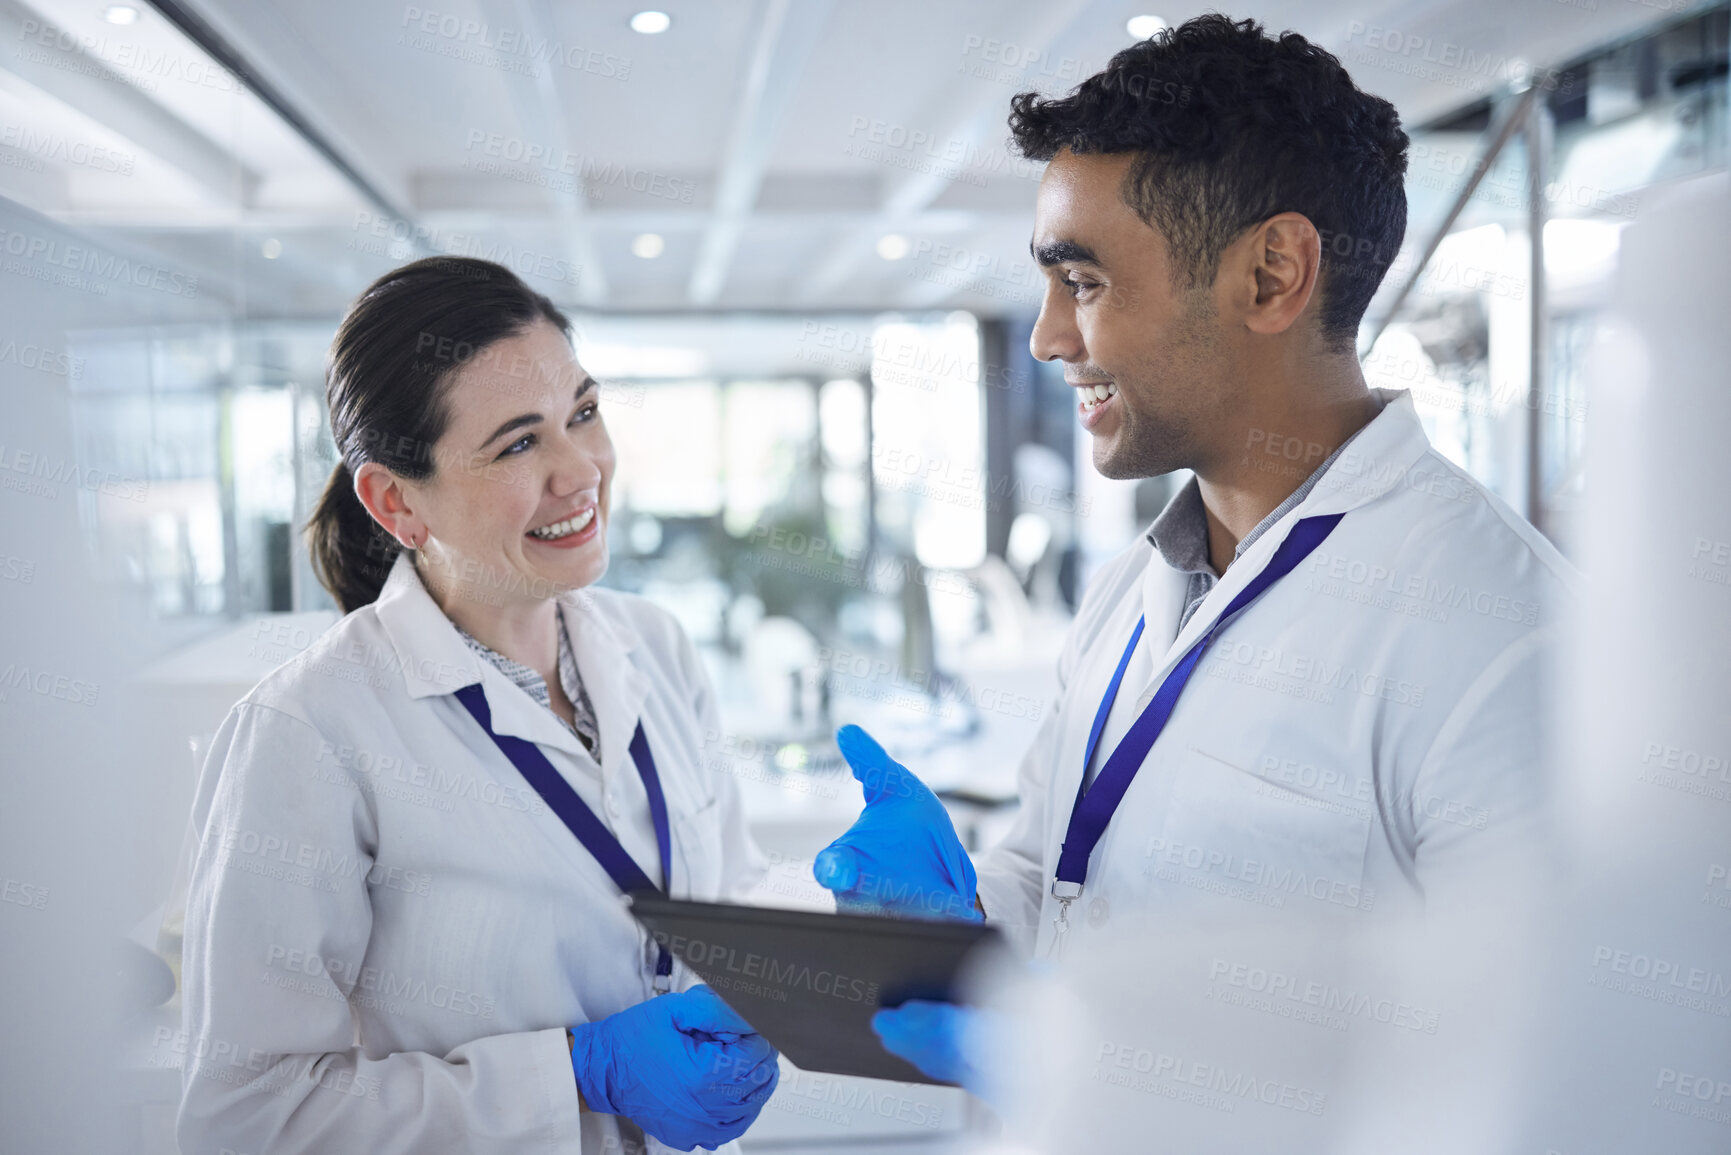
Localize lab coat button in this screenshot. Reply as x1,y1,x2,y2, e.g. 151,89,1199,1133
606,798,620,818
1088,897,1110,927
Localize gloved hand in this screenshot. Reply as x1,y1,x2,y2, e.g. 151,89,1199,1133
872,1001,999,1102
812,725,982,922
570,985,780,1151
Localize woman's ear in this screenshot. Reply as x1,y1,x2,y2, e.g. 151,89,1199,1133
354,462,428,550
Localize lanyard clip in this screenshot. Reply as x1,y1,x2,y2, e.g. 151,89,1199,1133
1051,878,1082,935
652,944,674,994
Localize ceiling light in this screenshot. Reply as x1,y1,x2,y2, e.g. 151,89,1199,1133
876,234,909,261
632,232,665,259
1126,14,1166,38
260,238,282,260
630,10,671,34
103,5,138,23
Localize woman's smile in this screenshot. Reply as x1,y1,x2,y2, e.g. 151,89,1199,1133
526,504,601,549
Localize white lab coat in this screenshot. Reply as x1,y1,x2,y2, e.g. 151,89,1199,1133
176,551,766,1155
975,389,1575,957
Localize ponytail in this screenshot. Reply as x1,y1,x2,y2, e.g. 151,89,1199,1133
305,461,403,615
302,256,571,613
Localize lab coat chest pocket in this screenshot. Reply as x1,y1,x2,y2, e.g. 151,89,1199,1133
1157,738,1375,915
672,795,723,901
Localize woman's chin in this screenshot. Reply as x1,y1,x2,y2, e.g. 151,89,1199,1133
525,545,607,594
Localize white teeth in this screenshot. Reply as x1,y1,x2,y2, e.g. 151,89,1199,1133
1078,381,1119,412
529,508,596,540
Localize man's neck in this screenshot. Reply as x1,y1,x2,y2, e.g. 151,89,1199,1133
1195,388,1382,574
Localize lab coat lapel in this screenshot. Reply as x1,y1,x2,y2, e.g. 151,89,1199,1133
560,591,650,787
1137,388,1432,694
373,552,589,760
474,668,589,760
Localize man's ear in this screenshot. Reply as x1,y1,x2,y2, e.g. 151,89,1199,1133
354,462,427,550
1235,212,1323,338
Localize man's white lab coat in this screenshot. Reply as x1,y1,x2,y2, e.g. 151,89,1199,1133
177,552,764,1155
975,389,1575,956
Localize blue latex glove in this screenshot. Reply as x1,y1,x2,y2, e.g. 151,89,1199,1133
570,985,780,1151
812,725,982,922
872,1001,993,1099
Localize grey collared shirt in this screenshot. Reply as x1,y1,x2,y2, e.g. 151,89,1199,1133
454,610,602,761
1150,433,1360,634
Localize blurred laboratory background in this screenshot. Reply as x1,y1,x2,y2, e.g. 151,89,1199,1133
0,0,1726,1152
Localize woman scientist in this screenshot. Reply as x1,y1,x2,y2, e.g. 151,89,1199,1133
177,257,778,1155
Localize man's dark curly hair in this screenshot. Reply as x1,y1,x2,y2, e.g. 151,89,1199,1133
1009,14,1409,351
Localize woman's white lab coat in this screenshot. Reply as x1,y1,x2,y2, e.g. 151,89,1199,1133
176,551,765,1155
975,389,1577,956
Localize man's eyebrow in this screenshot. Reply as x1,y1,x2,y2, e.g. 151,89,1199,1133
478,377,596,449
1031,239,1101,267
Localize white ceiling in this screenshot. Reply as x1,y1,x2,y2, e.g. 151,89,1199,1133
1,0,1673,319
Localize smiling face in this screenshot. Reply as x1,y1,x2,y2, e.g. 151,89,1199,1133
1030,149,1241,480
403,319,615,605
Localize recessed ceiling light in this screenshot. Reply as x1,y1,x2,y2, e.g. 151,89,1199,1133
630,10,671,34
632,232,665,259
261,238,282,260
1126,14,1166,38
876,234,909,261
103,5,138,24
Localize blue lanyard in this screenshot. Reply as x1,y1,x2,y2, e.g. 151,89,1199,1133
1053,513,1345,911
454,683,675,985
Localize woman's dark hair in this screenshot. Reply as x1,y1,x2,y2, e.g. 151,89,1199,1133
1008,14,1409,350
305,257,571,613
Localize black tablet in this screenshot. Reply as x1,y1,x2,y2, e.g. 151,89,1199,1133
627,892,1001,1085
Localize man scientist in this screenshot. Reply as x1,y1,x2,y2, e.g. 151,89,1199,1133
811,14,1574,1085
